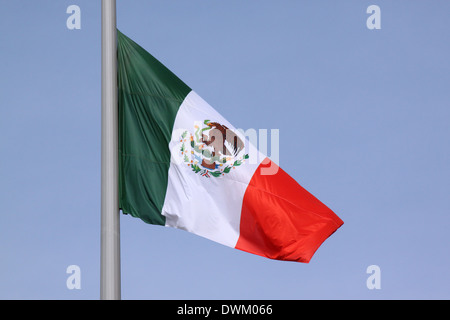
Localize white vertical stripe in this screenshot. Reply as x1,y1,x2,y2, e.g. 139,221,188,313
162,91,264,248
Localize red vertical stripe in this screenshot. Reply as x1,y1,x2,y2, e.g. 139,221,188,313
235,158,343,263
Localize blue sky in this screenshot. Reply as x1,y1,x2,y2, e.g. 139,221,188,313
1,0,450,299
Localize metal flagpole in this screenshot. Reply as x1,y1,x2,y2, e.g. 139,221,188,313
101,0,120,300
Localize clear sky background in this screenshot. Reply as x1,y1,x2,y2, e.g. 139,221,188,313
1,0,449,300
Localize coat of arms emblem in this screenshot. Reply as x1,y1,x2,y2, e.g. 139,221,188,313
179,120,249,178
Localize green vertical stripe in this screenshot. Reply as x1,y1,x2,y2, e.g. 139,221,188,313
117,30,191,225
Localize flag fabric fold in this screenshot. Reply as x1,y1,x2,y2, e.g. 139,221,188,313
117,30,343,263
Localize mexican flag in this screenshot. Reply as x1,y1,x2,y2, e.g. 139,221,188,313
117,30,343,263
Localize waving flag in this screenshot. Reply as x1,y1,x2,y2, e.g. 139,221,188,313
117,30,343,263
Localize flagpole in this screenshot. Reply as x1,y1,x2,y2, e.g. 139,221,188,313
101,0,120,300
